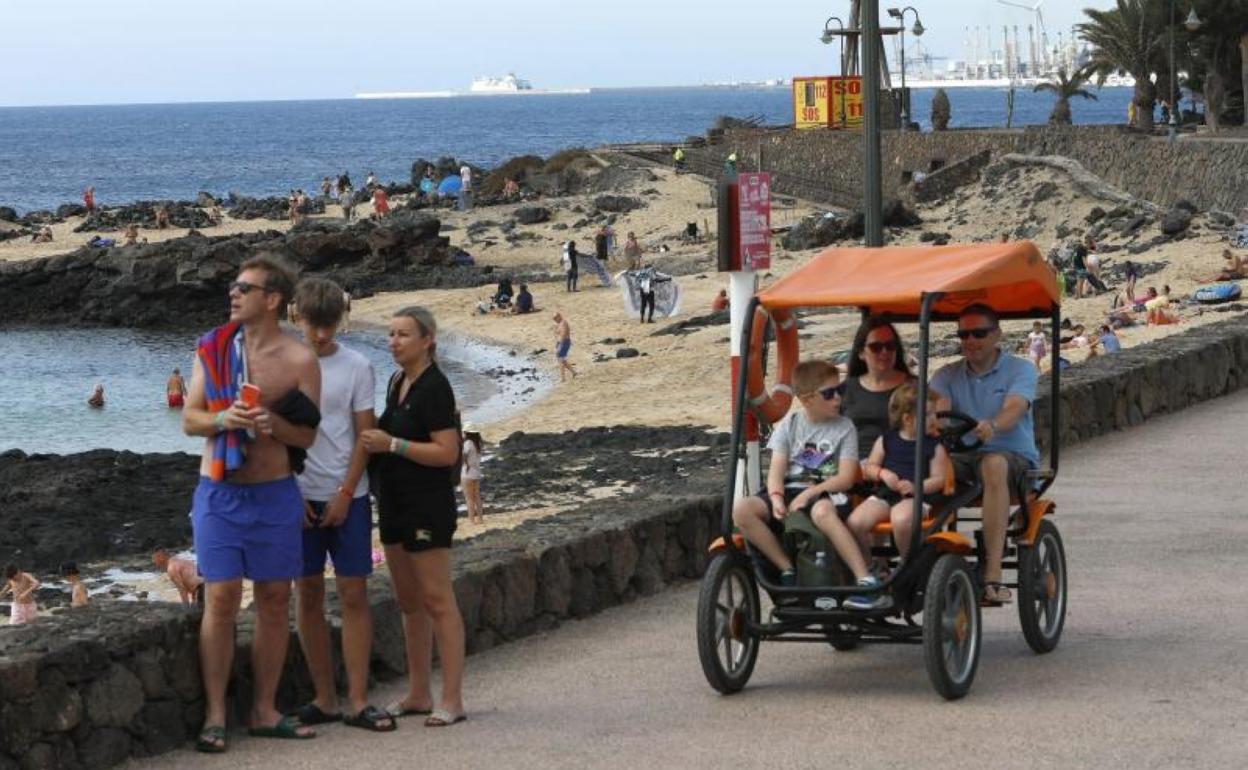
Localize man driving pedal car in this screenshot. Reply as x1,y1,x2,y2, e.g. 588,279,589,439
729,361,890,611
929,303,1040,605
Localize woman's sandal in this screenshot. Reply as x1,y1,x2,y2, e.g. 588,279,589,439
385,701,433,719
290,703,342,726
344,705,397,733
424,709,467,728
195,725,227,753
247,715,316,740
982,581,1013,606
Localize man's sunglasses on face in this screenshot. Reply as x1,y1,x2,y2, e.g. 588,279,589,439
229,280,274,295
866,340,899,353
956,326,997,340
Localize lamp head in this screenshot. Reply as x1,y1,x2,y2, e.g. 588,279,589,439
1183,8,1201,31
887,7,902,19
820,30,835,45
912,19,925,36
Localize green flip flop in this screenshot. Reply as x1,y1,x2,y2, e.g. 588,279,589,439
248,715,316,740
195,725,227,753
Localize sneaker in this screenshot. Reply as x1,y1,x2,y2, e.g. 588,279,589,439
844,576,893,611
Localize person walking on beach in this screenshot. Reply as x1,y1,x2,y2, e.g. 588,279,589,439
365,171,378,190
359,306,468,727
371,187,390,219
83,186,95,215
167,368,187,408
181,254,322,751
553,312,577,381
341,186,355,221
288,278,395,733
595,226,609,265
563,240,579,292
624,231,642,270
458,164,473,211
461,426,484,525
2,565,39,625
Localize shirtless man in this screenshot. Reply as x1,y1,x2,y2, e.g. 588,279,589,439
87,384,105,408
152,549,203,605
552,312,577,382
167,368,187,408
2,564,40,624
182,254,321,751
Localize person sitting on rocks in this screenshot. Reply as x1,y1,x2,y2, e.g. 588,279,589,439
207,204,224,226
503,178,520,201
493,277,514,308
87,383,105,408
31,225,53,243
2,564,39,625
153,549,203,606
123,223,141,246
62,562,88,607
512,284,535,314
1097,324,1122,354
154,205,171,229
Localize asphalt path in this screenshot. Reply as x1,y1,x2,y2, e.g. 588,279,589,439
126,389,1248,769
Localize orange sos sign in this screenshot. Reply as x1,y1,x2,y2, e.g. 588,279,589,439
793,76,863,129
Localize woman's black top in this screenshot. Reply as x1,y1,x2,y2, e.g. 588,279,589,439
841,376,903,460
374,364,457,507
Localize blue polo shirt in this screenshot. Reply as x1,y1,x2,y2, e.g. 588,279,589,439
930,350,1039,467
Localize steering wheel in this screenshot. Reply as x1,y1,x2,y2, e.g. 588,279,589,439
937,410,984,453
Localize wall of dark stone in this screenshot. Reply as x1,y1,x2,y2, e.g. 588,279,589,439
684,126,1248,213
3,314,1248,769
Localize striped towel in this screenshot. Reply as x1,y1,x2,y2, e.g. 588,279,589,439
196,321,248,481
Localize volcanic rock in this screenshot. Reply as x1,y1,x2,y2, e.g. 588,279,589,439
514,206,551,225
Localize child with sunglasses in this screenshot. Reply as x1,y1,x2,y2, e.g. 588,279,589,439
848,382,951,565
731,361,889,609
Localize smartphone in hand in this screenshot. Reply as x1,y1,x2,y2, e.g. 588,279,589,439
240,383,261,408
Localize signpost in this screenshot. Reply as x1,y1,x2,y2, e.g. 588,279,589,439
719,172,772,500
793,76,863,130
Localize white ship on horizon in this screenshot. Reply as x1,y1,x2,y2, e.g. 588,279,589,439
357,73,588,100
470,73,533,93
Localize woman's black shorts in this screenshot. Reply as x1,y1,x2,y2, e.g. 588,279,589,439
378,489,457,552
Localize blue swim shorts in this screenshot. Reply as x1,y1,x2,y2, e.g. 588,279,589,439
300,495,373,578
191,476,304,583
556,339,572,359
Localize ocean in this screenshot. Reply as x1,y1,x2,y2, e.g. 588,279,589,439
0,86,1135,214
0,329,512,455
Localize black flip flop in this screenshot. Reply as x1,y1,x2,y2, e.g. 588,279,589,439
289,703,343,726
195,725,227,753
344,704,398,733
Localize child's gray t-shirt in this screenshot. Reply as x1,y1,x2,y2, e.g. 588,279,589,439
767,411,859,490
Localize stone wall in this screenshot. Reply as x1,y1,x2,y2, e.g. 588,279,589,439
4,315,1248,769
684,125,1248,213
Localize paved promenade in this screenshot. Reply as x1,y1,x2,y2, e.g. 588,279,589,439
126,389,1248,769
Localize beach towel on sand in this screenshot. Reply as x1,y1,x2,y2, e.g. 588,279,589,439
197,322,248,481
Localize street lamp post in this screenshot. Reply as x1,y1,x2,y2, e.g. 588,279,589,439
863,0,883,246
887,7,925,131
1169,1,1203,141
821,16,848,129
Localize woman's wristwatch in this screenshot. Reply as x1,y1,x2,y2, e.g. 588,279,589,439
390,437,400,454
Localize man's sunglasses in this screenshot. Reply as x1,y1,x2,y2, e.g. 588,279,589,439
955,326,997,340
866,340,899,353
229,280,275,295
818,383,847,400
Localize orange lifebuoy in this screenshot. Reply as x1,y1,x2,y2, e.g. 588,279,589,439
745,307,799,424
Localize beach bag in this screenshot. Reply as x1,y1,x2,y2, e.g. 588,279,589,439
383,371,464,487
783,511,851,588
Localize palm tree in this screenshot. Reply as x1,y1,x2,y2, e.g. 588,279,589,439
1079,0,1168,129
1034,67,1099,124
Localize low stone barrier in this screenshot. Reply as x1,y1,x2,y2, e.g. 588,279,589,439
4,314,1248,768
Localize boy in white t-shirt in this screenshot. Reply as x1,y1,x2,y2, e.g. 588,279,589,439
289,278,394,732
730,360,890,610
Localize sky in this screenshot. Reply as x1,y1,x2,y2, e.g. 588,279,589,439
1,0,1114,107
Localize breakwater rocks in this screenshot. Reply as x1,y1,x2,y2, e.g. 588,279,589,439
0,450,198,571
0,212,491,330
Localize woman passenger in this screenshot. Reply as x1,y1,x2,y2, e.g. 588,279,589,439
840,318,913,461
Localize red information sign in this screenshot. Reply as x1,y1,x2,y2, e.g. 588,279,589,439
737,173,771,271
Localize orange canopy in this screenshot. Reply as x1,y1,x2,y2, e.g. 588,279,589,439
756,241,1060,318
